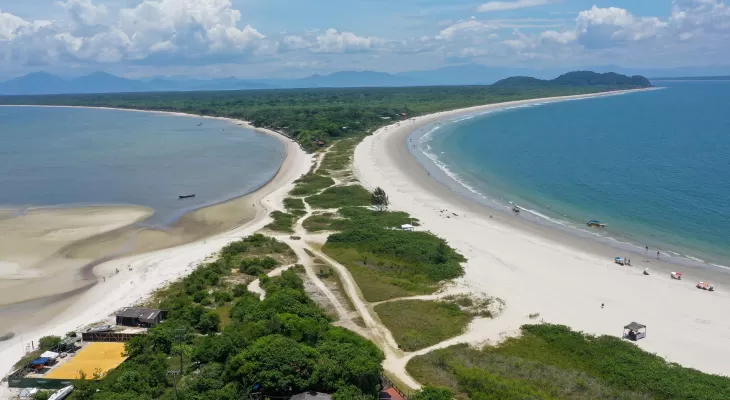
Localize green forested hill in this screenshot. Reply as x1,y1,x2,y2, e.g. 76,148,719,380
493,71,651,89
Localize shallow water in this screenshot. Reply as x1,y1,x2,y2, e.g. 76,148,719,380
0,106,285,225
414,83,730,269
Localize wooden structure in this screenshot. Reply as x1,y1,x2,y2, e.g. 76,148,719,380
623,322,646,341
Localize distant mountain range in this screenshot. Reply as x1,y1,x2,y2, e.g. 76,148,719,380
0,64,715,95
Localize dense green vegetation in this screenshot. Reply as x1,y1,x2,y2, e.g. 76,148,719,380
304,207,414,232
283,197,305,211
320,137,361,171
0,85,620,151
290,173,336,196
306,185,372,208
323,229,465,301
408,324,730,400
493,71,652,88
265,210,296,233
374,300,471,351
68,235,383,400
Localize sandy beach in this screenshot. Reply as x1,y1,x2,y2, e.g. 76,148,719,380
0,107,291,311
0,109,313,393
354,90,730,377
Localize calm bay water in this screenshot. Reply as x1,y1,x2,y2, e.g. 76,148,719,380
416,82,730,269
0,106,285,225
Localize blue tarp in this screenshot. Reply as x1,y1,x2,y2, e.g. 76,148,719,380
30,357,50,366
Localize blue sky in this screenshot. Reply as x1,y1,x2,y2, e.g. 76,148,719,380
1,0,728,79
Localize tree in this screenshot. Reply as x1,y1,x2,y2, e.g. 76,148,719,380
197,311,222,334
411,386,454,400
226,335,318,395
371,187,389,212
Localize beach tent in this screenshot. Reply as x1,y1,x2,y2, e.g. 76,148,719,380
623,322,646,341
30,357,51,366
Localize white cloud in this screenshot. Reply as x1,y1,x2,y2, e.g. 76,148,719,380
574,6,668,48
498,0,730,58
315,28,384,53
477,0,554,13
279,35,312,51
438,17,498,39
58,0,108,26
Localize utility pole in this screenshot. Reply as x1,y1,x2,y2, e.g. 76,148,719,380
175,328,186,374
167,370,180,400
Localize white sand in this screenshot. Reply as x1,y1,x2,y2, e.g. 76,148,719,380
0,116,313,396
354,90,730,378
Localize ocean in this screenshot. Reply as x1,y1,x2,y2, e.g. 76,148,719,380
0,106,285,225
412,82,730,270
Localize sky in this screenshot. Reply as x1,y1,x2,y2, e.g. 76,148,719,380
0,0,729,79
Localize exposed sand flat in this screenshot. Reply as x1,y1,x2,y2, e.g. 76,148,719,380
0,111,313,396
354,90,730,377
0,206,152,304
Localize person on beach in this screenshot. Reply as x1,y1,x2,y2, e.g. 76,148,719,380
601,303,604,309
657,251,660,259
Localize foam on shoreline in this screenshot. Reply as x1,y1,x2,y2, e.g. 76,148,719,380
355,88,730,377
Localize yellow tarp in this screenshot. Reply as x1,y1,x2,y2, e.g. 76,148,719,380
45,342,127,379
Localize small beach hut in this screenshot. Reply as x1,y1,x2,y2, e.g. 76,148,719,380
623,322,646,341
400,224,414,231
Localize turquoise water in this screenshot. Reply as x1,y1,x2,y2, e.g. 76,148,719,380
415,82,730,269
0,106,285,225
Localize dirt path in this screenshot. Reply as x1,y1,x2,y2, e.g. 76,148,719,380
247,263,297,300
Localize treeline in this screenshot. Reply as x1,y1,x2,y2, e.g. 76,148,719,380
66,234,384,400
0,85,615,151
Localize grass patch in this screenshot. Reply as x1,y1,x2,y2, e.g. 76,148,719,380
307,185,372,209
283,197,305,211
320,137,361,172
303,213,339,232
214,303,233,328
13,349,43,370
265,211,296,233
408,324,730,400
323,228,465,302
375,300,471,351
290,173,335,196
303,207,416,232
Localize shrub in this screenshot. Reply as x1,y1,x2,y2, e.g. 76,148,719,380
38,336,62,350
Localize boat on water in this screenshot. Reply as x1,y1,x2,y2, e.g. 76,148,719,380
178,194,196,199
587,220,606,227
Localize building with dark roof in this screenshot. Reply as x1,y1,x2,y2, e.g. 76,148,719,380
115,307,167,328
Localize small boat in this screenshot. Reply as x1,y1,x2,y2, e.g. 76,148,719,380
178,194,196,199
512,205,520,213
587,220,606,228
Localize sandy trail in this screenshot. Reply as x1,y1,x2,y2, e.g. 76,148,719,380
354,89,730,380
